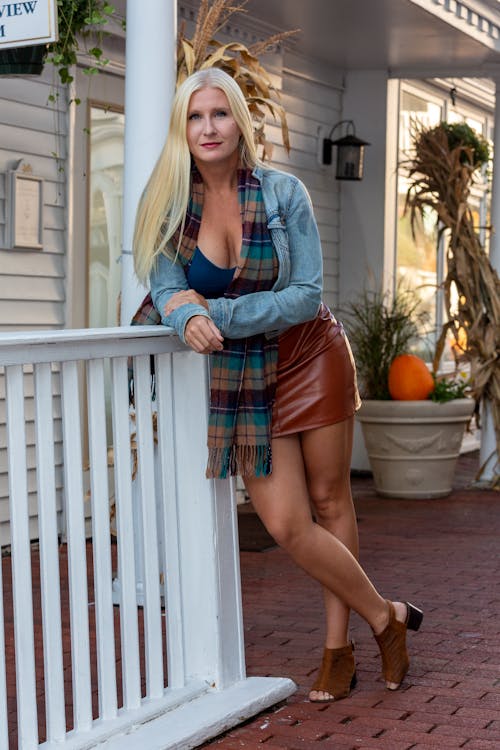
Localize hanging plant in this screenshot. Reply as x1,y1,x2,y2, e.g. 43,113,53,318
47,0,120,85
0,1,121,85
404,120,500,487
177,0,299,160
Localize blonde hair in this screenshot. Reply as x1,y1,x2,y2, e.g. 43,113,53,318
133,68,261,283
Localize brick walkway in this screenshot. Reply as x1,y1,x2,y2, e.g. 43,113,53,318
203,452,500,749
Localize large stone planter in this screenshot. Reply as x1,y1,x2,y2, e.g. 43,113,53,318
356,398,474,498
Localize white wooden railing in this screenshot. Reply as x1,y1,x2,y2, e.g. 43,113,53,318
0,326,295,750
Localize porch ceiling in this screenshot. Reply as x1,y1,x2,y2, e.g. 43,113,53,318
245,0,500,76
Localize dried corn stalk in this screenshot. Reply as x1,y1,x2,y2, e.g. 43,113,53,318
177,0,298,159
405,123,500,487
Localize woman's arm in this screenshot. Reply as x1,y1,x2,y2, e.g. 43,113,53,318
207,178,323,339
149,252,210,342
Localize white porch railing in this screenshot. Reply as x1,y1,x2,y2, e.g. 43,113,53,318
0,326,295,750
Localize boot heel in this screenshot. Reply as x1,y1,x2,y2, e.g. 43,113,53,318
406,602,423,632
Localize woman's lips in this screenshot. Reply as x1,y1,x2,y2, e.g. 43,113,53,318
201,142,221,148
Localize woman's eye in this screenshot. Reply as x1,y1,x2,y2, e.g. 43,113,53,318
215,110,228,118
188,113,201,120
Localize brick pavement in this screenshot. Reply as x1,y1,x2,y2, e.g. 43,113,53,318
203,452,500,749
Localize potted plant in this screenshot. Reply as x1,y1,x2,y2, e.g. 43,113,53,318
343,286,474,499
0,0,118,82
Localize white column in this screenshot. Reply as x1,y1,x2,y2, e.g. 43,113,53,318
478,75,500,482
120,0,177,325
489,76,500,271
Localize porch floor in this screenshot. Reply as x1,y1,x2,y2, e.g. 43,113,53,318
204,450,500,749
4,451,500,749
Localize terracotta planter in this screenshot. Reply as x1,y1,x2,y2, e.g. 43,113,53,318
356,398,474,499
0,45,47,76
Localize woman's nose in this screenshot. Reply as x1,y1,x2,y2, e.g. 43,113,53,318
202,116,216,134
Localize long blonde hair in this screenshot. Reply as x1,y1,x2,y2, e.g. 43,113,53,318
133,68,261,283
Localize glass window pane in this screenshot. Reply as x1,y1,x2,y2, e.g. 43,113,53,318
88,106,125,328
397,89,442,361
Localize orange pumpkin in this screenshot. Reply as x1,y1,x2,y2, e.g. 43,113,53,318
388,354,435,401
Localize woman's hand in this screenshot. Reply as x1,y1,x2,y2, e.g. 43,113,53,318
164,289,208,315
184,315,224,354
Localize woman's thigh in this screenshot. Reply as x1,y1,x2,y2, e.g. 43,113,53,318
300,417,355,514
242,434,314,546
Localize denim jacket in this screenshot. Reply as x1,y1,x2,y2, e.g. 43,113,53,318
149,166,323,342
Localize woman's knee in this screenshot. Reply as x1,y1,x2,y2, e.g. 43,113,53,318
309,479,352,523
263,513,311,551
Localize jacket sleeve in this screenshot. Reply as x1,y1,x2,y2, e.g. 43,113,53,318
206,178,323,339
149,252,210,343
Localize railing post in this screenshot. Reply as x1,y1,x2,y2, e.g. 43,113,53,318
167,351,245,686
34,362,66,742
0,538,8,750
5,365,38,749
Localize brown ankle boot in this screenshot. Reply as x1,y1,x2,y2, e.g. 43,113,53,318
309,642,357,702
374,600,423,690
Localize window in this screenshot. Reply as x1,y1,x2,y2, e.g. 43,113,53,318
88,105,125,328
396,82,491,365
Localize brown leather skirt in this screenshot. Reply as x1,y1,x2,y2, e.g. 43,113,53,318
271,303,361,437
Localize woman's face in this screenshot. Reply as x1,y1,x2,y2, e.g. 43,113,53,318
186,87,241,167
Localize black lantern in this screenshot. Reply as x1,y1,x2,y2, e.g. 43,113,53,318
322,120,369,181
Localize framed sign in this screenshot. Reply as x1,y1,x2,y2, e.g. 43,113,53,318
0,0,58,49
7,166,44,250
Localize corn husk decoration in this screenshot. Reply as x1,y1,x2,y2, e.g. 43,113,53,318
177,0,299,160
404,122,500,487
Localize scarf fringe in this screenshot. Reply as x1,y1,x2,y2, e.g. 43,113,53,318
206,444,272,479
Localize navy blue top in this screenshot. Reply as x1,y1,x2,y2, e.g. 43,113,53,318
186,247,236,298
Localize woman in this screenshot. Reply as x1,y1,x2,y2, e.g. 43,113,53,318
133,67,423,702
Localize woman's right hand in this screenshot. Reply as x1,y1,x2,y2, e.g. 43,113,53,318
184,315,224,354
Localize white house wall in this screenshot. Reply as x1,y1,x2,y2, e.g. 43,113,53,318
0,68,67,330
275,55,343,307
0,66,67,545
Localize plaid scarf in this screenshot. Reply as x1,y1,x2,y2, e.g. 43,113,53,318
172,168,279,478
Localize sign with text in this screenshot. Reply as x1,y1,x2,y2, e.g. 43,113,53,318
0,1,58,48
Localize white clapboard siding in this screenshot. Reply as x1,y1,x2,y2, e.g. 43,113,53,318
0,63,67,547
0,275,65,302
0,466,64,514
0,63,67,256
0,391,62,423
265,60,342,308
0,248,64,278
0,442,64,481
0,362,64,543
0,300,64,326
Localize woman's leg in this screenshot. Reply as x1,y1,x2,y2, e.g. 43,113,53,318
243,434,388,631
243,432,413,692
300,418,359,699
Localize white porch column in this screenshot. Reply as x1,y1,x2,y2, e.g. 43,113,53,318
339,71,398,471
120,0,177,324
478,75,500,482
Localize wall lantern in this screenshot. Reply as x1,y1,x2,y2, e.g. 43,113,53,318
322,120,370,180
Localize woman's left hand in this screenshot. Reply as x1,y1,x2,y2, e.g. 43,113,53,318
164,289,209,316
